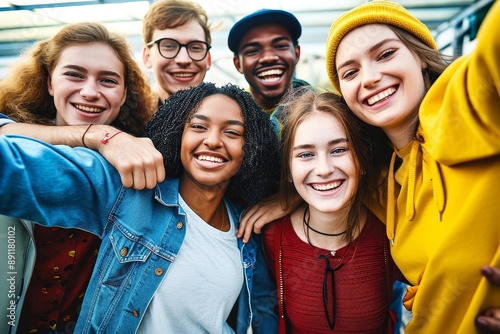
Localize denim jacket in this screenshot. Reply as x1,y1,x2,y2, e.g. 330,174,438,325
0,114,34,334
0,135,277,334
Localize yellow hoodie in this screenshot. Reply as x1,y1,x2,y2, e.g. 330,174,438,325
374,1,500,333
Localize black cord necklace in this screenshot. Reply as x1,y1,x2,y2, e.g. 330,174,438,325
303,206,347,237
302,205,350,330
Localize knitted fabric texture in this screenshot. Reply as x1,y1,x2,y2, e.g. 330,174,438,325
326,0,437,95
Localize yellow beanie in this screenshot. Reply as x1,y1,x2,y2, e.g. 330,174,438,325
326,0,437,95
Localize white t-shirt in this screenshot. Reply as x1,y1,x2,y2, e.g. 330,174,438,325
137,195,243,333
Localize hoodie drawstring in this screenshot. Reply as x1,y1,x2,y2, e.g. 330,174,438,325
386,140,445,244
386,152,397,244
430,158,445,222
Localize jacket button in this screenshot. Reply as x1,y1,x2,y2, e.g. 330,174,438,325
176,222,183,229
120,247,128,257
155,268,163,276
132,310,139,317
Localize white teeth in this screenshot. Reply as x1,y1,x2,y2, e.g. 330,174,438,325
173,73,194,78
257,69,284,79
75,104,104,113
312,181,342,191
367,87,396,106
197,155,223,163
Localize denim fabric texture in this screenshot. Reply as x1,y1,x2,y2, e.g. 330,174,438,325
0,135,277,334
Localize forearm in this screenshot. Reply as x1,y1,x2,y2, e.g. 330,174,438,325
0,121,165,190
0,122,120,149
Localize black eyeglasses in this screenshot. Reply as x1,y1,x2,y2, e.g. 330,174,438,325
147,38,211,61
318,255,343,330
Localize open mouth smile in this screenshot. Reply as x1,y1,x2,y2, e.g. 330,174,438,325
311,180,342,191
172,72,195,78
74,104,104,113
257,69,284,82
196,155,225,164
366,87,396,106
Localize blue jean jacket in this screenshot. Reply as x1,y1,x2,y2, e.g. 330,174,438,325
0,135,277,334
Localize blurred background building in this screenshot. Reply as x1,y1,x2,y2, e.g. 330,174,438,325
0,0,495,89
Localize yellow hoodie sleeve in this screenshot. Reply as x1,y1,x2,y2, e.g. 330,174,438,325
419,0,500,165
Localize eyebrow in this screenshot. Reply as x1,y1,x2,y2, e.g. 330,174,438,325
240,36,291,50
336,38,400,71
191,114,245,127
61,64,123,79
293,138,348,151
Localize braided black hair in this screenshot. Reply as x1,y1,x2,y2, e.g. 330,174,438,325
145,82,280,208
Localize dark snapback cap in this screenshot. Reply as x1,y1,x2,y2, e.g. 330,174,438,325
228,9,302,53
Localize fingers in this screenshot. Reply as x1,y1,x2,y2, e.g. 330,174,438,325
127,148,164,190
238,195,288,243
481,265,500,286
476,310,500,332
119,171,135,189
238,205,261,243
475,266,500,332
100,135,165,190
134,142,165,190
136,155,165,190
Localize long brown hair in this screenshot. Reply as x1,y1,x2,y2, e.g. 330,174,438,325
388,25,453,91
330,25,454,172
0,22,155,136
279,88,374,242
370,25,455,155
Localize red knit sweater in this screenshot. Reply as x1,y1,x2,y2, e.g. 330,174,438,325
263,213,394,333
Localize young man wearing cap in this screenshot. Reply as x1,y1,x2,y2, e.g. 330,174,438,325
228,9,309,130
143,0,212,105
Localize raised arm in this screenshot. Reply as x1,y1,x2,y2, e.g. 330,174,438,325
0,121,165,189
0,135,121,235
419,0,500,166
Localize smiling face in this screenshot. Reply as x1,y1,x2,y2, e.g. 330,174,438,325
143,19,211,102
233,23,300,110
180,94,245,192
290,111,358,214
48,42,127,126
335,24,426,148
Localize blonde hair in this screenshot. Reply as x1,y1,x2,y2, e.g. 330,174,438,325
0,22,155,136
